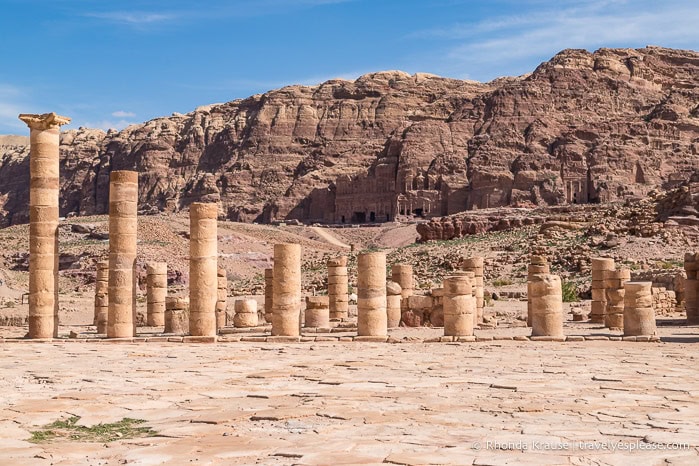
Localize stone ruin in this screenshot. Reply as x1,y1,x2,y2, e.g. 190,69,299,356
11,110,698,343
20,112,71,339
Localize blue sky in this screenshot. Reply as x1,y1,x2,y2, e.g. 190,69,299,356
1,0,698,134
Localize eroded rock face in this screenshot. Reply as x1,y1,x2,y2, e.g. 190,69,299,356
1,47,699,227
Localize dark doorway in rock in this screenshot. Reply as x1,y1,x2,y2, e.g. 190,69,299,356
353,212,366,223
413,208,424,217
573,193,577,204
370,211,376,222
341,215,345,224
386,214,390,221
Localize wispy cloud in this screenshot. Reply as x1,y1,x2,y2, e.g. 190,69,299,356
85,11,177,25
112,110,136,118
82,119,137,131
83,0,355,28
412,0,699,80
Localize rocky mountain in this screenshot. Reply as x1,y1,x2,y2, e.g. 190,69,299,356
1,46,698,227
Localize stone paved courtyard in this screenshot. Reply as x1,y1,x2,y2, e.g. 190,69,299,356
1,333,698,465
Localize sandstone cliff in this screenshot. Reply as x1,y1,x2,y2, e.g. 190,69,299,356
1,46,698,227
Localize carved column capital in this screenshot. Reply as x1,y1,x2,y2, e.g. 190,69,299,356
18,112,71,130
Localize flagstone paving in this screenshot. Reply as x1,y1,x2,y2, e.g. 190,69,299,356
1,339,698,465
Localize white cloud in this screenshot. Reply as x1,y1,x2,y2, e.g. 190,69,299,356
82,119,137,131
412,0,699,80
111,110,136,118
85,11,177,25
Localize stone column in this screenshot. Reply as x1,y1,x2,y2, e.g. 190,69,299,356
272,243,302,336
530,274,564,338
462,257,484,324
443,274,475,337
391,264,414,299
94,260,109,334
165,297,189,334
386,281,402,328
429,286,445,327
684,253,699,324
146,262,167,327
590,257,615,324
107,171,138,338
216,268,227,330
234,299,258,328
327,256,348,320
264,268,274,323
623,282,657,336
189,202,218,337
357,252,387,336
304,296,330,328
604,268,631,330
527,256,550,326
20,112,71,338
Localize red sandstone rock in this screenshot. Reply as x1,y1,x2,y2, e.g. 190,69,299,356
1,47,699,227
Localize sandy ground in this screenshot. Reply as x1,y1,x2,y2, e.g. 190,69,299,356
1,297,699,464
1,329,698,465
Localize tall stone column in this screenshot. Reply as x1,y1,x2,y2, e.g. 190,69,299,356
462,257,484,324
19,112,71,338
443,274,475,337
530,274,564,338
357,252,387,336
327,256,348,320
146,262,167,327
94,260,109,334
107,171,138,338
527,256,549,327
591,257,615,324
272,243,302,336
189,203,218,337
264,268,274,323
623,282,657,336
216,268,228,330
